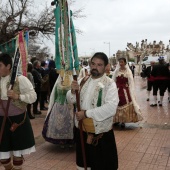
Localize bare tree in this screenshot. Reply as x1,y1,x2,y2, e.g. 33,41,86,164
0,0,85,44
28,39,51,61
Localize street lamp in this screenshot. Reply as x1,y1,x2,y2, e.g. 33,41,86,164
104,42,110,57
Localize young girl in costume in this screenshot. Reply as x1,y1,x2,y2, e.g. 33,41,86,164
42,72,75,147
112,58,143,128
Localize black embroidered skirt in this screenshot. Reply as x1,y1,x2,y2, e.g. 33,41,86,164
75,128,118,170
0,112,35,152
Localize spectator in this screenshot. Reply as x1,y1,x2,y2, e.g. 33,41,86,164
27,63,35,119
40,61,49,110
143,61,155,101
32,60,42,114
48,60,59,93
130,63,136,78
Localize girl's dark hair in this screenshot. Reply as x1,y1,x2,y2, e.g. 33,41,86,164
33,60,40,68
30,57,37,64
27,63,33,72
118,57,127,64
0,53,13,69
91,52,108,66
48,60,56,70
41,61,46,67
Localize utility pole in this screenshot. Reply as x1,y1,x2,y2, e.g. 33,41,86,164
104,42,110,57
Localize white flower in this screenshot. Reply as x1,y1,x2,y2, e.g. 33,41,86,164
98,82,104,89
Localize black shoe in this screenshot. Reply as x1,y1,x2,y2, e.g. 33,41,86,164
40,107,48,111
159,104,162,106
27,112,35,119
29,114,35,119
34,111,42,115
121,123,125,128
150,104,157,107
113,122,120,126
146,98,149,101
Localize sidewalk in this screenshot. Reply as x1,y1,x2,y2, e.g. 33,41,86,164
0,76,170,170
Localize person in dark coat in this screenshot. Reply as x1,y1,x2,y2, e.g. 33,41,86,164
40,61,49,110
48,60,59,93
27,63,35,119
130,63,135,78
32,60,42,114
144,61,155,101
150,57,169,106
166,63,170,102
142,63,147,72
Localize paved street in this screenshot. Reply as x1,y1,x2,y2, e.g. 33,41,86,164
0,75,170,170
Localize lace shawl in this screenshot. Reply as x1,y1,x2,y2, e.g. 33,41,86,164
113,63,142,117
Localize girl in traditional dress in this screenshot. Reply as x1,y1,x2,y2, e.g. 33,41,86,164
42,73,75,147
0,54,36,170
112,58,143,128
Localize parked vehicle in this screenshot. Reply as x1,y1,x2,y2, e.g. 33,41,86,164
142,55,167,65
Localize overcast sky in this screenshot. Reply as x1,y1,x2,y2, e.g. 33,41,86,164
38,0,170,58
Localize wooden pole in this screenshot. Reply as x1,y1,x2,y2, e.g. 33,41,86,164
73,69,87,170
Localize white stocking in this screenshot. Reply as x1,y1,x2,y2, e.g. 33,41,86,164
147,91,150,99
153,95,157,104
160,96,163,104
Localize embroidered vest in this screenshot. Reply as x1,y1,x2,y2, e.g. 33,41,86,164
81,75,111,133
54,85,71,105
0,78,27,110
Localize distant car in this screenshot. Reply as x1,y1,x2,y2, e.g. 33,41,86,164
141,55,168,65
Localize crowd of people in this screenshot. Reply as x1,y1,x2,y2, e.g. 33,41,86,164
26,58,59,119
42,53,144,169
0,51,169,170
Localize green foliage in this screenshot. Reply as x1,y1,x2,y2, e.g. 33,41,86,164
128,58,135,62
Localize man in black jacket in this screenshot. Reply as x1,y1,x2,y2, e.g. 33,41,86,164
48,60,59,93
150,57,169,106
166,62,170,102
32,60,42,114
144,61,155,101
40,61,49,110
130,63,135,78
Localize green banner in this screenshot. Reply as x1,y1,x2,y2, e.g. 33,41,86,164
54,0,79,73
0,32,29,58
0,39,16,57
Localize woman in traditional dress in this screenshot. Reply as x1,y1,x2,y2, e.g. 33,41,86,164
42,72,75,147
105,63,113,78
112,58,143,128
